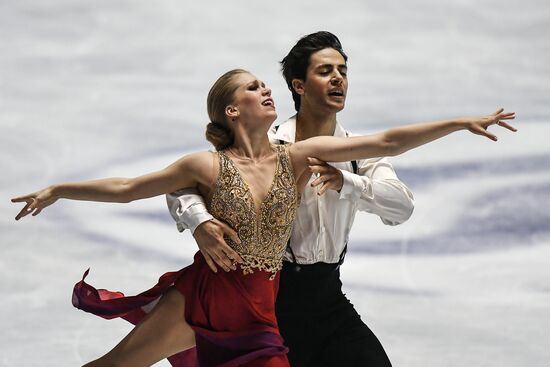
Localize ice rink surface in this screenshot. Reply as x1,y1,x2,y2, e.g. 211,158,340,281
1,0,549,366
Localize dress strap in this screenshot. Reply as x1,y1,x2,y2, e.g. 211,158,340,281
216,150,232,176
275,144,296,182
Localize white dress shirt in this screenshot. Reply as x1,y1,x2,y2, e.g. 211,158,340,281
166,115,414,264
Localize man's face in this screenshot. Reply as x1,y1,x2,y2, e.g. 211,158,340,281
296,47,348,113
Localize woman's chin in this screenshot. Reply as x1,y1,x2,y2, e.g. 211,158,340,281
266,111,278,123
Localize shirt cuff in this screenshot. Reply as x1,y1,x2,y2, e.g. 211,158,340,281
177,202,215,234
339,169,373,200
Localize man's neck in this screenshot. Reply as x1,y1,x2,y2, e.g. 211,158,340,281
295,108,337,142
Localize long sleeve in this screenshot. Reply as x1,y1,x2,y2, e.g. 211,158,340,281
339,157,414,225
166,188,214,233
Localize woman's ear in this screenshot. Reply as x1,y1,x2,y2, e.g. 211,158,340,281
225,105,240,121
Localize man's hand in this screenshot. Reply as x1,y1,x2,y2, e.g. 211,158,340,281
307,157,344,195
193,219,243,273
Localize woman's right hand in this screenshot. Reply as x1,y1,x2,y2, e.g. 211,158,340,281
11,186,58,220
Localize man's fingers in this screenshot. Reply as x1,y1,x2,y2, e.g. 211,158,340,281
492,108,504,116
218,246,239,269
202,252,218,273
215,222,244,263
318,182,329,195
228,231,242,245
221,243,244,263
308,165,324,175
310,175,327,187
219,221,241,245
312,172,341,187
309,164,334,175
211,252,229,272
212,250,234,272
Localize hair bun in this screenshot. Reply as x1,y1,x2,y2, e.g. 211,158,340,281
205,121,234,151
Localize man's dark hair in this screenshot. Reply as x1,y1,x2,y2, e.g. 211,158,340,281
280,31,348,112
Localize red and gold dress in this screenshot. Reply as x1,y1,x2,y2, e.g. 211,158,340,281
72,145,299,367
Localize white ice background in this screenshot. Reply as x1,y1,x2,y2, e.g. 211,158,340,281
1,0,549,366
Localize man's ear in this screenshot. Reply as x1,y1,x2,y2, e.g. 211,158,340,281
225,105,240,120
292,79,305,96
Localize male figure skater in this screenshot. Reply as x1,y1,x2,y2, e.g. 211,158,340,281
167,31,414,366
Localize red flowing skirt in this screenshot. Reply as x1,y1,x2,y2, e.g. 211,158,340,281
72,252,289,367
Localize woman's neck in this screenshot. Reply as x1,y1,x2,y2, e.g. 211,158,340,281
229,125,273,161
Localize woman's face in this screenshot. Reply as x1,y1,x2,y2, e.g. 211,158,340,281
229,72,277,126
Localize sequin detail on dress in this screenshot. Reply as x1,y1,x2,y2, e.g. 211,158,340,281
210,145,299,279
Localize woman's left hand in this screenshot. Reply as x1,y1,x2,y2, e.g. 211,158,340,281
11,186,58,220
465,108,517,141
307,157,344,195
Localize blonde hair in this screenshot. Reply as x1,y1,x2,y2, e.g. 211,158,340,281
205,69,249,150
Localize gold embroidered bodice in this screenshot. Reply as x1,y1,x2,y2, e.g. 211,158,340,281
209,145,299,279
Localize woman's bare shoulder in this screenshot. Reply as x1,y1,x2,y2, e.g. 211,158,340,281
174,150,217,185
181,150,216,163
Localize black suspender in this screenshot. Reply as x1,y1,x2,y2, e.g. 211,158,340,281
274,125,286,145
345,131,359,175
337,132,356,265
351,160,358,175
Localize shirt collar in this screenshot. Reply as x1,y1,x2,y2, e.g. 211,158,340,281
271,115,347,143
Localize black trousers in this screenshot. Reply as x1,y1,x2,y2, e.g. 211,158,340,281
275,261,392,367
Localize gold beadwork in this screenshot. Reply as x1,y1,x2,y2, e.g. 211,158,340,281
210,145,299,280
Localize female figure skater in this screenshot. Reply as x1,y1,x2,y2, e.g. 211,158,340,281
12,69,516,367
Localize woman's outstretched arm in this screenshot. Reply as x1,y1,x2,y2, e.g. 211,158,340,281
289,109,516,177
11,151,212,221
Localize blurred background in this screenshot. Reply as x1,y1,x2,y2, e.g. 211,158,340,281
1,0,549,366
